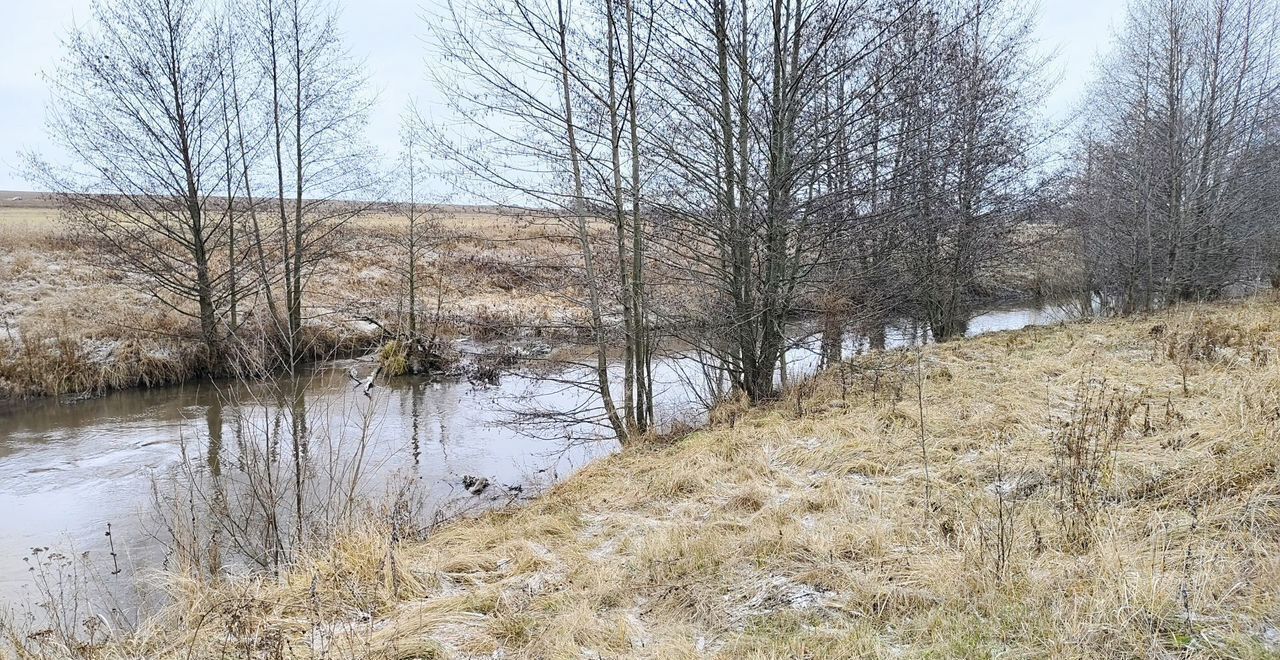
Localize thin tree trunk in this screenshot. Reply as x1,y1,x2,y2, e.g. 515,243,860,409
605,0,636,432
557,0,626,441
624,0,651,433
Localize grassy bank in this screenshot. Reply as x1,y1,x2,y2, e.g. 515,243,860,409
0,194,1074,402
47,295,1280,658
0,201,584,400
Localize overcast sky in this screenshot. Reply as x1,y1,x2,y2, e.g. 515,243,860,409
0,0,1125,191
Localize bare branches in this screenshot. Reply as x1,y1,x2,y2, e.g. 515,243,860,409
31,0,377,376
1071,0,1280,311
32,0,234,365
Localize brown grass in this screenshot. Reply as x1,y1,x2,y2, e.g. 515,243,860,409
0,203,580,400
30,294,1280,659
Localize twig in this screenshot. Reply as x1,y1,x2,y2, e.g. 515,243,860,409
916,345,933,513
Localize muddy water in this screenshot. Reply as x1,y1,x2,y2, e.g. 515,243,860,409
0,360,623,616
0,302,1080,613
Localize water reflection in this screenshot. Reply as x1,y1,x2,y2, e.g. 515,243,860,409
0,365,610,610
0,301,1085,609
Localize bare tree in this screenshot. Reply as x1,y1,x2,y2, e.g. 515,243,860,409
645,0,850,402
424,0,661,441
31,0,238,366
892,0,1051,340
386,107,449,374
250,0,377,371
646,0,966,399
1072,0,1280,310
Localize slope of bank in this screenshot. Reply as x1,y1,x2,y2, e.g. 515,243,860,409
60,295,1280,659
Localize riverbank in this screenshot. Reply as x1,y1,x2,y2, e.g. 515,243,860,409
44,294,1280,658
0,195,1078,403
0,198,585,400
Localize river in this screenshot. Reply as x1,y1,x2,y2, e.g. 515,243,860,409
0,301,1081,617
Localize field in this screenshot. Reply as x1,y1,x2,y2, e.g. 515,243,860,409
0,192,1076,402
0,194,584,400
41,294,1280,659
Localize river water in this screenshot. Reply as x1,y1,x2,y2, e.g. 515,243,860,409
0,302,1080,615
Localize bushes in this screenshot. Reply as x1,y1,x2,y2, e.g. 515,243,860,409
1155,315,1273,394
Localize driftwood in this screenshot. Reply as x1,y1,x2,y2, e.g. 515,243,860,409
460,475,525,497
347,364,382,396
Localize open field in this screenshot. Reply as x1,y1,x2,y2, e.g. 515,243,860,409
39,294,1280,658
0,192,1076,401
0,196,586,400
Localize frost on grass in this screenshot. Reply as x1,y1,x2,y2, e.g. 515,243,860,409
26,297,1280,658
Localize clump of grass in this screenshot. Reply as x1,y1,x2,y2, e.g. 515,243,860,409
378,339,409,376
707,389,750,427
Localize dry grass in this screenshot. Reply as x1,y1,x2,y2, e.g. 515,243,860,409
37,294,1280,659
0,203,581,399
0,207,199,398
327,210,587,339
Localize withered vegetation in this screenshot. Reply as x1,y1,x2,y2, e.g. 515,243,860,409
25,295,1280,659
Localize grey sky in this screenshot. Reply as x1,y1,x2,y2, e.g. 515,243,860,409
0,0,1125,191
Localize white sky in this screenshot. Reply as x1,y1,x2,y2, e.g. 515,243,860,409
0,0,1126,191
